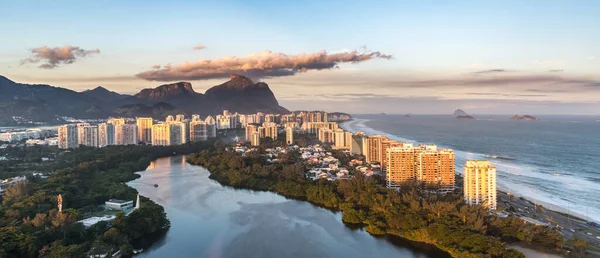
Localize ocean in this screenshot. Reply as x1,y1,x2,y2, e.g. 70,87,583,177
341,114,600,223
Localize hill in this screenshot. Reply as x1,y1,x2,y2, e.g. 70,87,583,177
0,74,289,124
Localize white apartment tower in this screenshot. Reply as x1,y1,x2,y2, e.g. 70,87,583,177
464,160,497,210
78,125,99,147
190,121,208,141
98,123,115,147
58,125,79,149
115,124,138,145
286,126,294,145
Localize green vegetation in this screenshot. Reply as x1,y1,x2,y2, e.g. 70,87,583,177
0,141,213,257
188,145,564,258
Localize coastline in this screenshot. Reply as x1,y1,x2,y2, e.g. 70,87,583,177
337,119,593,224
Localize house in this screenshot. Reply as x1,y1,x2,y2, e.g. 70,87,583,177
105,199,133,211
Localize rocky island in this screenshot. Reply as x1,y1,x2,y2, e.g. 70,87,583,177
510,114,539,121
453,109,475,120
456,115,476,120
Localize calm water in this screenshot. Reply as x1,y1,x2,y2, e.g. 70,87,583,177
128,155,449,258
342,114,600,223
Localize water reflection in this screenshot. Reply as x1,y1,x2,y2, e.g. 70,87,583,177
128,156,449,258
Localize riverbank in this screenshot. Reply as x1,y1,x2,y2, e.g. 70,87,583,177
187,148,565,257
129,155,450,258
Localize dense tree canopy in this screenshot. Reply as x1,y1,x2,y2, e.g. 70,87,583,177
188,145,564,258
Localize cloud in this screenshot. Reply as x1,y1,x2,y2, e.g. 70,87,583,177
193,45,206,50
20,46,100,69
152,64,161,69
588,56,596,60
136,48,392,81
548,69,564,72
472,69,509,74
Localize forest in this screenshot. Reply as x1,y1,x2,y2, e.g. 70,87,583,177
187,145,564,258
0,141,213,257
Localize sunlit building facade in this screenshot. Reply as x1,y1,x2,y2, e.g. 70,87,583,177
464,160,497,210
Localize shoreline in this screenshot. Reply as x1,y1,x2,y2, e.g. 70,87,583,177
338,119,594,224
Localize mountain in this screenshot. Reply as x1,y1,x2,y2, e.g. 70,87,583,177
0,75,107,123
83,86,130,102
510,114,539,121
113,102,178,118
131,74,288,116
453,109,469,116
204,74,288,114
0,74,289,124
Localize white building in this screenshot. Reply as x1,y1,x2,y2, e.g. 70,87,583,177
58,125,79,149
98,123,115,147
286,126,294,145
105,199,134,211
464,160,497,210
190,121,208,141
78,125,99,147
115,124,138,145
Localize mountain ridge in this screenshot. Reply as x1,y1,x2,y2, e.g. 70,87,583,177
0,74,289,125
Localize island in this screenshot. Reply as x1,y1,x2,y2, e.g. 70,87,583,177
453,109,475,120
456,115,475,120
453,109,469,116
510,114,539,121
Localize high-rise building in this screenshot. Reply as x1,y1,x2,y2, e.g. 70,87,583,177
223,110,231,116
191,114,201,122
333,129,353,149
250,131,260,146
78,125,98,147
115,124,138,145
323,112,328,122
245,125,258,141
286,126,294,145
204,115,215,125
386,144,416,188
264,125,278,140
365,135,388,164
189,121,208,141
385,144,456,190
136,117,153,144
206,124,216,138
58,125,79,149
318,128,334,143
98,123,115,147
166,115,175,122
464,160,497,210
151,124,171,146
170,122,186,145
175,114,185,122
265,114,275,123
416,146,455,190
107,118,125,126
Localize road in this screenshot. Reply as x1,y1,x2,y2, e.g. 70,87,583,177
497,191,600,246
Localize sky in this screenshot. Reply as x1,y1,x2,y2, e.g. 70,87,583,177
1,0,599,114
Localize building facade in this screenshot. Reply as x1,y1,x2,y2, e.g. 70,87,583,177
58,125,79,149
464,160,497,210
115,124,138,145
136,117,153,144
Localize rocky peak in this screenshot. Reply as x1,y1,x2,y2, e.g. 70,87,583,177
220,74,255,89
134,82,197,100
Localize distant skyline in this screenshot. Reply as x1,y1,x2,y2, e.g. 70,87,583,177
1,0,599,114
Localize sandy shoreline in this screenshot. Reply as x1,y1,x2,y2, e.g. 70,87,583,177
338,119,593,224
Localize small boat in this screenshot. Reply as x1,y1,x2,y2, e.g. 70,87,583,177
154,184,159,187
133,248,144,255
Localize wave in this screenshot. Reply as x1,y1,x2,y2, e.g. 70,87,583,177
340,118,600,223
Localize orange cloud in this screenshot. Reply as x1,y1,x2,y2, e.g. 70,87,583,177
20,46,100,69
136,49,392,81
